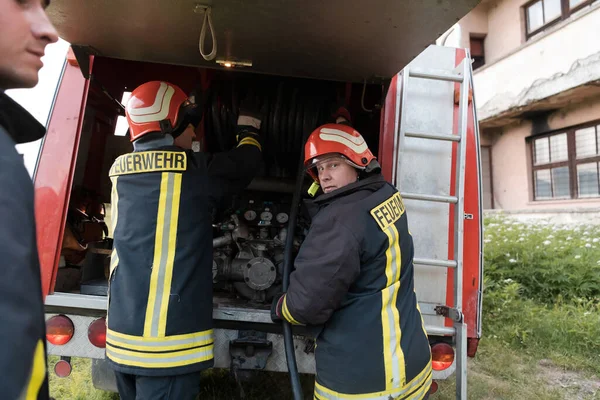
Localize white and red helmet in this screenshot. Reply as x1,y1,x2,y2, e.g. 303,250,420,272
125,81,202,142
304,123,376,182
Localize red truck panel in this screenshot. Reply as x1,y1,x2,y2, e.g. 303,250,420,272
35,58,91,299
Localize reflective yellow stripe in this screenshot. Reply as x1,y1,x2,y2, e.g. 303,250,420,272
144,173,169,337
381,284,393,387
389,224,405,386
157,173,182,337
23,339,46,400
381,224,405,390
109,250,119,277
381,225,394,388
108,328,212,342
107,336,212,353
237,137,262,151
313,362,431,399
109,176,119,237
109,176,120,276
107,328,213,353
407,362,432,398
106,343,213,369
405,368,432,400
282,295,303,325
107,343,213,358
107,176,119,328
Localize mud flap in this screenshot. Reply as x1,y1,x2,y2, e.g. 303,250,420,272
229,330,273,371
91,358,118,393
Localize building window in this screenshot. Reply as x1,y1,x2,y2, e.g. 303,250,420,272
469,36,485,70
524,0,597,39
575,126,600,197
530,123,600,200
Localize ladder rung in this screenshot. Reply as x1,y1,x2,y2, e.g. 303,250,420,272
401,192,458,204
405,131,460,142
409,68,464,83
414,258,457,268
426,326,456,336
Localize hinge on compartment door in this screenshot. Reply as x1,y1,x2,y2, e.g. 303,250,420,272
435,305,464,323
70,44,100,79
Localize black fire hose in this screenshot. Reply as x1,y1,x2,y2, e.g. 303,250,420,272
281,96,323,400
281,143,306,400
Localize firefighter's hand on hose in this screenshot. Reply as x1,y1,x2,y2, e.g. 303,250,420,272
236,94,263,150
237,94,262,137
270,293,285,323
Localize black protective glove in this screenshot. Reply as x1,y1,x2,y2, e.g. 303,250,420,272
237,93,262,139
270,293,285,323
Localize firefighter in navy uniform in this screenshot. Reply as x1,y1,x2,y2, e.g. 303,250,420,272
0,0,58,399
106,81,262,399
272,121,432,399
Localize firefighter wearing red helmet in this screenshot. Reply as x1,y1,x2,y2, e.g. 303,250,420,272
272,120,433,399
106,81,262,399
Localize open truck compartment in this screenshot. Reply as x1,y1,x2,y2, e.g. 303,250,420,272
53,55,385,315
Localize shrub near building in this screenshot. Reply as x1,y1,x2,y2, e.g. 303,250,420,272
482,216,600,374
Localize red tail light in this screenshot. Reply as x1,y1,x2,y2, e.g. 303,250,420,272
88,317,106,348
54,359,72,378
46,315,74,345
429,380,439,394
431,343,454,371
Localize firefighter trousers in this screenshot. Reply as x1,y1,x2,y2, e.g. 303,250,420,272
114,371,201,400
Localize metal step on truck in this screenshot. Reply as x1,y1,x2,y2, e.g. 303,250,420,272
36,1,484,398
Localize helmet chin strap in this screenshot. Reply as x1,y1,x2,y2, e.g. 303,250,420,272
364,159,382,174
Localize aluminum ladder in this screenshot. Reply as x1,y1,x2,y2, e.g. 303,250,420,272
393,58,471,400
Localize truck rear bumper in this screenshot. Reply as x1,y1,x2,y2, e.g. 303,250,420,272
46,293,456,379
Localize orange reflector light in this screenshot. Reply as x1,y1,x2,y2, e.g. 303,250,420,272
431,343,454,371
54,359,72,378
46,315,74,345
88,317,106,348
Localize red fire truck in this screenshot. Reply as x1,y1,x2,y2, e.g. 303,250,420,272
35,1,484,397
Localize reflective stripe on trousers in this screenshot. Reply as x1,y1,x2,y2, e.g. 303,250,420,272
313,362,432,400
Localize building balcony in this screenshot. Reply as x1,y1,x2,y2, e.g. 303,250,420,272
473,3,600,128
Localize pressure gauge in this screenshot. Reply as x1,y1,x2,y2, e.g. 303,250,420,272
276,212,289,223
244,210,257,221
260,211,273,222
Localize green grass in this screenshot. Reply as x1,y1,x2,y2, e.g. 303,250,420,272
49,216,600,399
483,216,600,375
49,357,117,400
483,279,600,375
483,216,600,303
436,340,565,400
